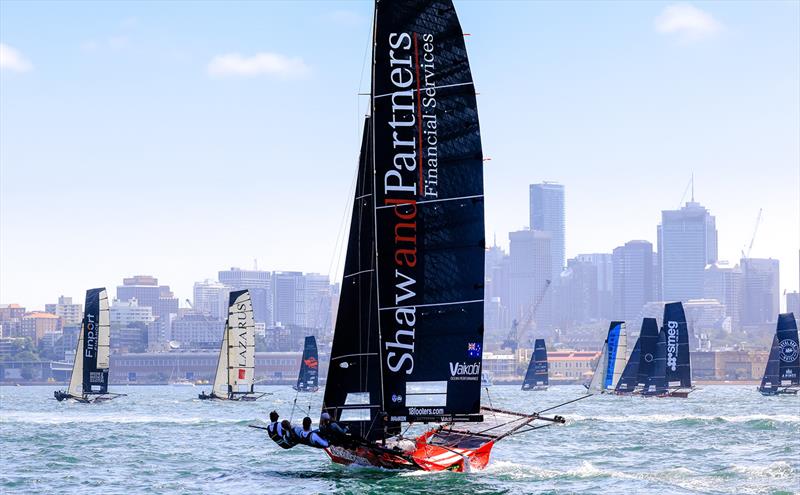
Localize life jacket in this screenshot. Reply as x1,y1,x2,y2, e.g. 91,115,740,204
266,422,294,449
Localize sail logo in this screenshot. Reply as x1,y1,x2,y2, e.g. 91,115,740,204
779,339,798,363
450,362,480,381
392,394,403,403
84,313,97,358
304,357,319,369
666,321,679,371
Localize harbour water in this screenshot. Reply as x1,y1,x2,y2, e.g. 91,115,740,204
1,385,797,494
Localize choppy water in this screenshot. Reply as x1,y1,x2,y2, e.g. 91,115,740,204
1,385,798,494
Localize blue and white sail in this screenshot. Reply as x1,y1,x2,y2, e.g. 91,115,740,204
587,321,627,393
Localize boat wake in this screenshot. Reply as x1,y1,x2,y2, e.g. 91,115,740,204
0,411,253,426
568,413,799,425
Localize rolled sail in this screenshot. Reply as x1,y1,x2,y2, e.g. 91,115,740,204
373,0,485,424
663,302,691,389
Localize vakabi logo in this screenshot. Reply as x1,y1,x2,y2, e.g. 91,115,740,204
779,339,798,363
450,362,480,377
392,394,403,403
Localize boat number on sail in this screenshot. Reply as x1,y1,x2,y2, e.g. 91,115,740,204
85,313,97,358
779,339,798,362
666,321,679,371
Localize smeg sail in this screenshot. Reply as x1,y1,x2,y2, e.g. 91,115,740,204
54,288,125,403
758,313,799,396
309,0,567,472
586,321,627,394
521,339,549,391
662,302,694,397
198,289,266,401
293,335,320,392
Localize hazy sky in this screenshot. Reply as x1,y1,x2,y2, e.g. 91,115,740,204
1,1,798,310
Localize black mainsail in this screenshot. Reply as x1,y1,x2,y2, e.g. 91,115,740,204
372,0,485,424
55,288,123,403
294,336,320,392
615,334,641,394
663,302,692,391
635,317,660,390
758,313,800,395
642,326,668,396
521,339,548,390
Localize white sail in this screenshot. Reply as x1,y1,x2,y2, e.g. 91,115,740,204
226,290,255,393
211,322,229,398
97,290,111,370
610,325,627,389
67,323,85,397
587,343,608,393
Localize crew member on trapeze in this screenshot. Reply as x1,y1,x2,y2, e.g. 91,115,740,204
266,411,295,449
294,416,330,448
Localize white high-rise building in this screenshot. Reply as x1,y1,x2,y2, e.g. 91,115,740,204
508,229,552,329
658,200,718,302
529,183,565,279
45,296,83,326
193,279,227,319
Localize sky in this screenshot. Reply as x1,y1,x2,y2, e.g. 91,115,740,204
1,1,798,310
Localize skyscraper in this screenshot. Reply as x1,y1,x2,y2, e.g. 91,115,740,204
741,258,780,325
508,229,552,330
193,279,227,319
658,201,718,301
612,240,654,321
529,183,565,279
218,268,272,325
575,253,613,319
271,271,305,327
704,261,743,330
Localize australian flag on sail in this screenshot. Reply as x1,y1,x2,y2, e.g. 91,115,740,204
467,343,482,358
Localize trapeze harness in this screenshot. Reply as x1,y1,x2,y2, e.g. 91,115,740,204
266,422,295,449
294,426,329,449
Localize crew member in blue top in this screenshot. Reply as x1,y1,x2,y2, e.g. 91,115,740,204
294,416,329,448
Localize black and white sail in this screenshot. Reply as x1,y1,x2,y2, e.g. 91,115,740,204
759,313,800,395
324,0,486,435
663,302,692,390
205,289,260,400
294,336,320,392
55,288,120,402
371,0,485,424
635,317,660,390
521,339,548,390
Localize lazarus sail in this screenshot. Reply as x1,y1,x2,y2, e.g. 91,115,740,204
294,336,320,392
521,339,549,391
199,290,266,401
758,313,799,396
54,288,125,403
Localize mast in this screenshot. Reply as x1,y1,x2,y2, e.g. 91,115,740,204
663,302,691,389
80,288,110,396
372,0,486,424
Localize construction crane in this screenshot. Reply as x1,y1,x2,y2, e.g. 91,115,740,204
185,299,193,309
501,279,551,353
741,208,763,260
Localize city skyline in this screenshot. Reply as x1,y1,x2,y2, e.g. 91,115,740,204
1,1,798,309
